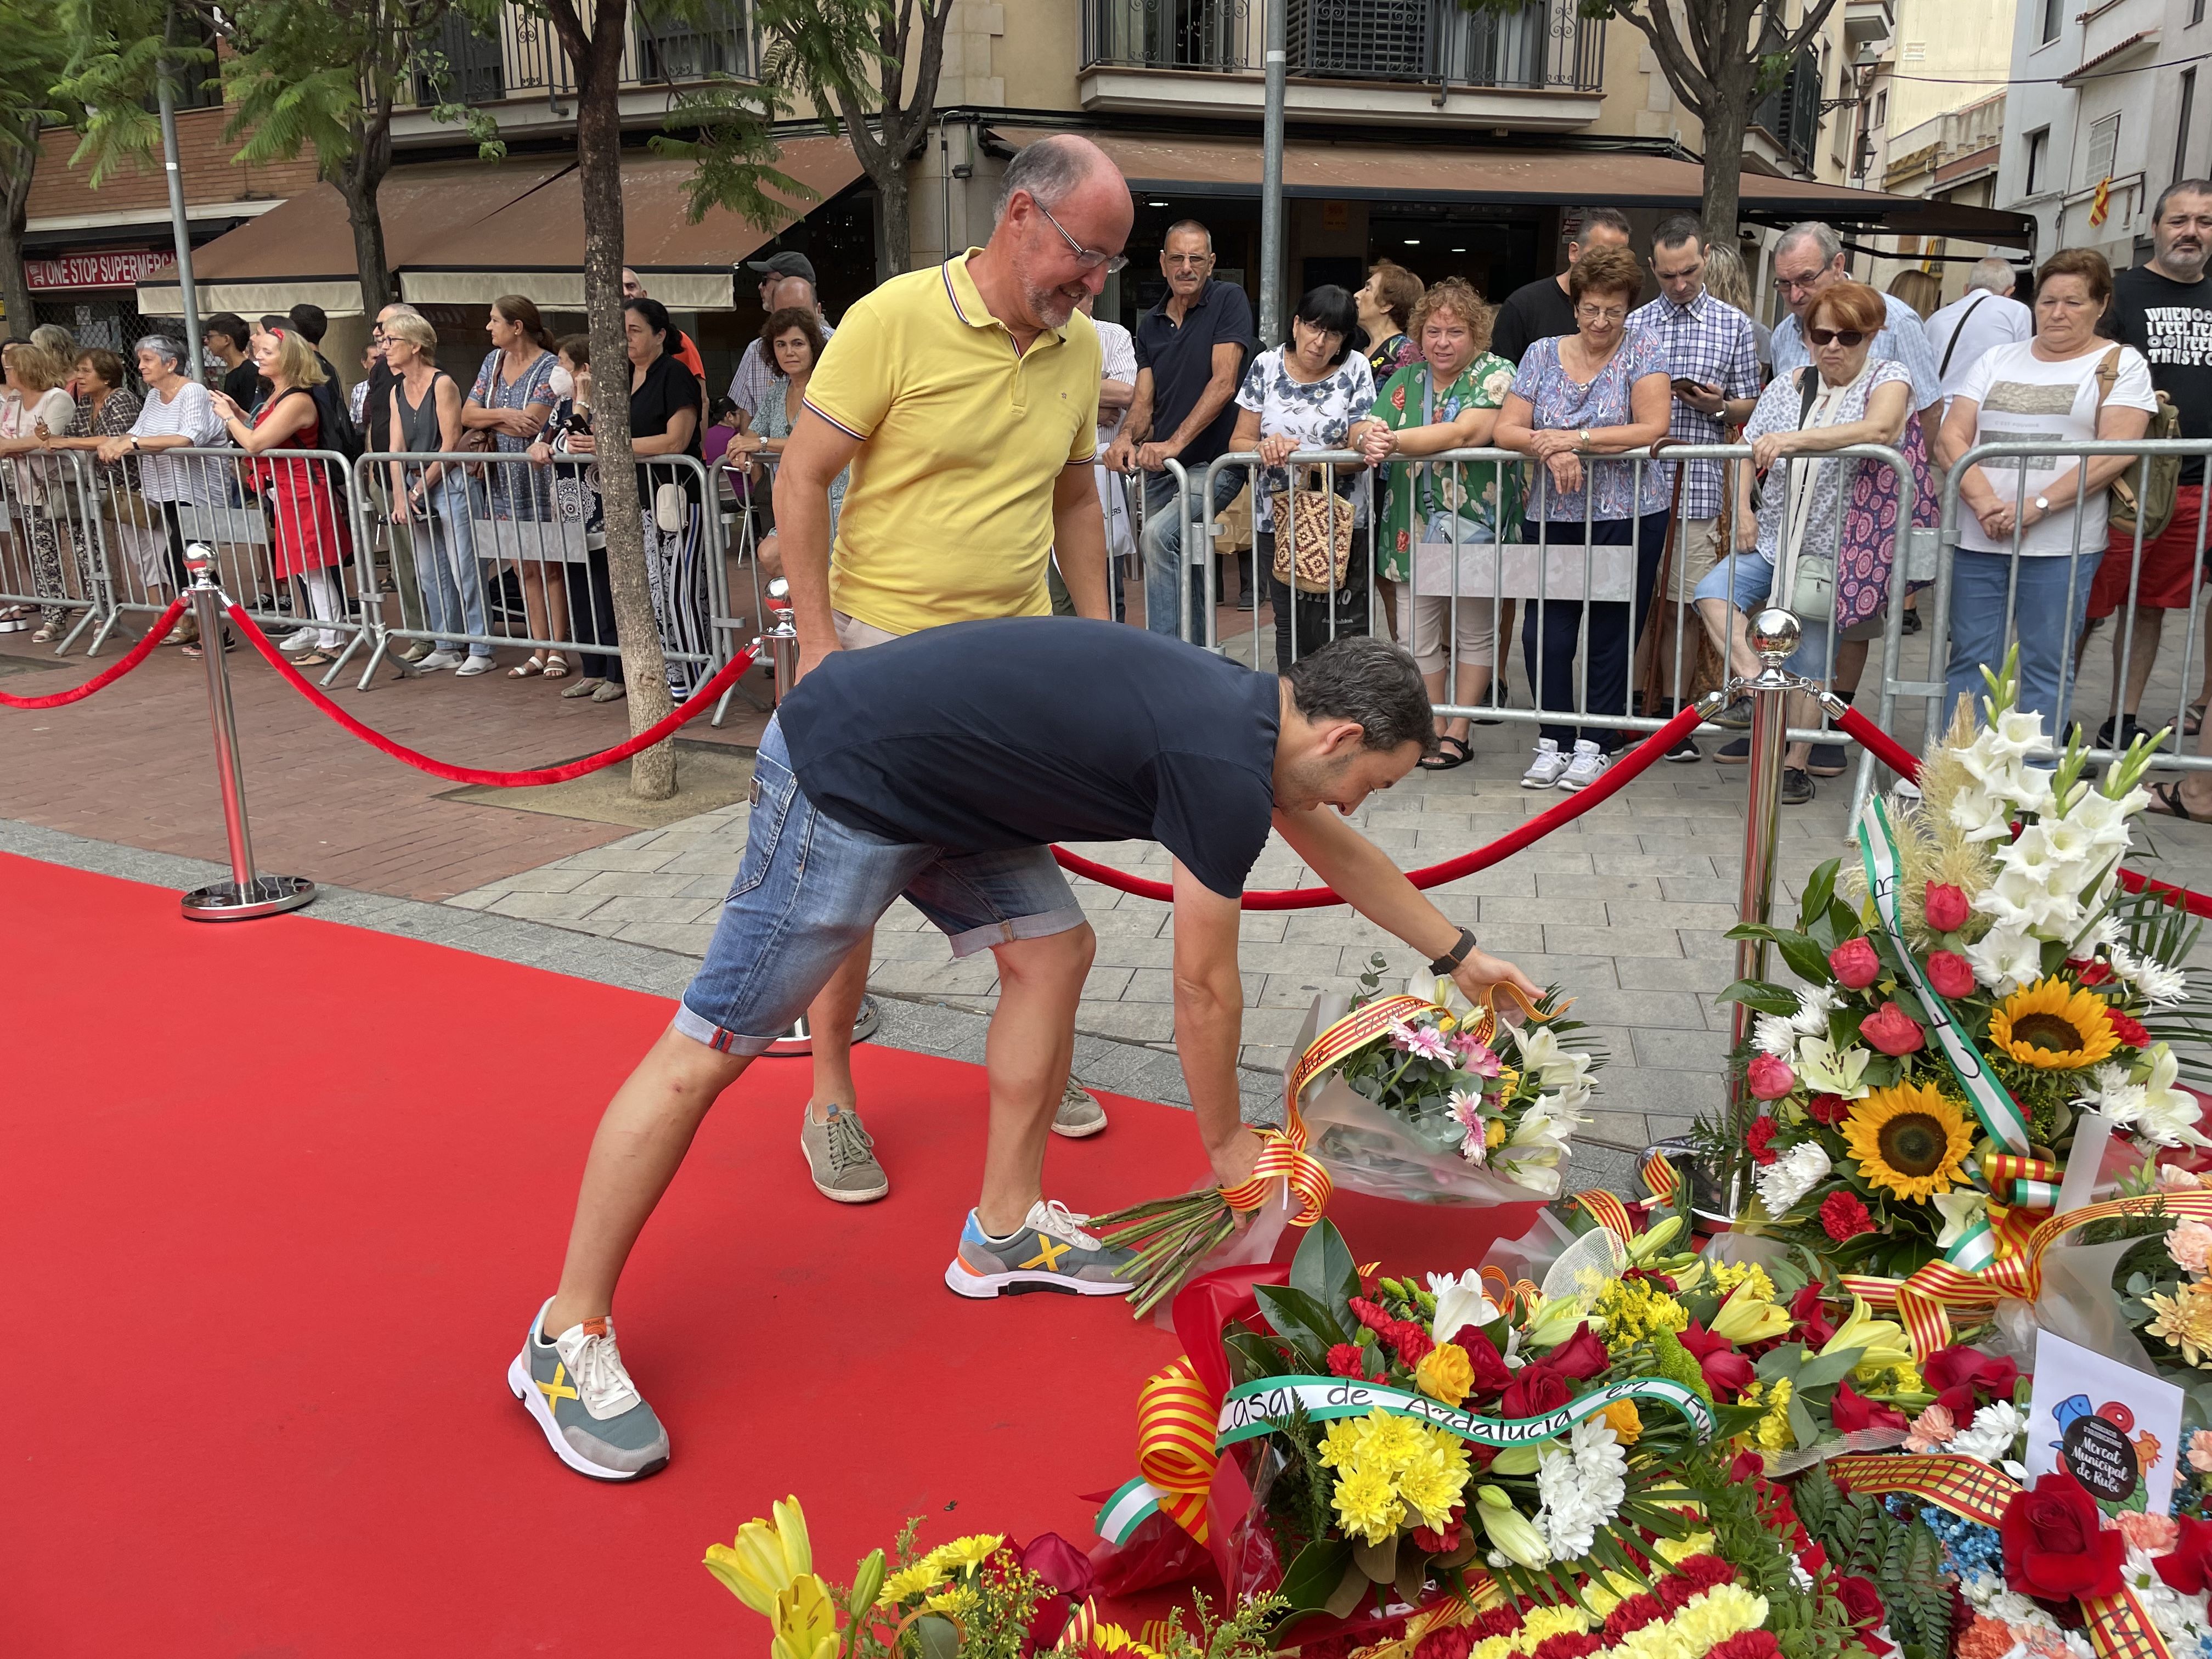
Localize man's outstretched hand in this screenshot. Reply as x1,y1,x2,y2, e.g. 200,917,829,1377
1450,947,1543,1008
1206,1124,1266,1190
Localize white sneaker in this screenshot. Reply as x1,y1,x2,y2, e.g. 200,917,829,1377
454,654,498,676
279,625,319,654
1559,739,1610,792
1520,739,1568,789
415,649,463,671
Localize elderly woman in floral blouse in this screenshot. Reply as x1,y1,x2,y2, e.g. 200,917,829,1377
1350,276,1520,771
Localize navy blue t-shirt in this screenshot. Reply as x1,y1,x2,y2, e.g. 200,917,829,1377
778,618,1280,898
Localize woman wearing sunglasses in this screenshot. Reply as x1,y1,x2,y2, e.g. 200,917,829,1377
1691,281,1912,805
1937,247,2154,746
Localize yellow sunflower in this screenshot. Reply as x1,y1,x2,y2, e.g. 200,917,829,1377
1989,978,2121,1070
1841,1082,1973,1201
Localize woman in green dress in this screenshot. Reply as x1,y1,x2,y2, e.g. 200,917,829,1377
1350,277,1521,770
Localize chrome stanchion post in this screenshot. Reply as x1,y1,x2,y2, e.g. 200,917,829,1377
178,544,316,922
1729,606,1800,1092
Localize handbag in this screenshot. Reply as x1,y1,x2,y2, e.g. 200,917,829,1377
654,479,689,534
1270,465,1355,595
2096,346,2181,542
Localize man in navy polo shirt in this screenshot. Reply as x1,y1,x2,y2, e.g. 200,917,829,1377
1104,220,1256,641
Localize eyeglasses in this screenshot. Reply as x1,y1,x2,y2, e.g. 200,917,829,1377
1574,303,1627,323
1807,327,1866,347
1036,200,1129,274
1772,273,1826,295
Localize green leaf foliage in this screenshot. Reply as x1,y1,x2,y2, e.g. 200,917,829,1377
1290,1220,1361,1333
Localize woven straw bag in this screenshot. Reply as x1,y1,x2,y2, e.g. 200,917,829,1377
1270,466,1355,594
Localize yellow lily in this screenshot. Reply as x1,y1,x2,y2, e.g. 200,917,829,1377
770,1571,840,1659
1625,1216,1683,1263
1819,1294,1912,1372
1708,1281,1791,1345
704,1496,816,1616
1520,1289,1599,1350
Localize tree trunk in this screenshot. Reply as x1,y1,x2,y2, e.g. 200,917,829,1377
337,131,396,316
557,0,679,801
880,162,912,274
0,138,37,341
1700,76,1751,250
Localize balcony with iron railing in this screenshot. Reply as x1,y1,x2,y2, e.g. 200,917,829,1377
1748,46,1822,174
1079,0,1606,126
402,0,759,111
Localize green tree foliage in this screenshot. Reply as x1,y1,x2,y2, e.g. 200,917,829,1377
0,3,75,335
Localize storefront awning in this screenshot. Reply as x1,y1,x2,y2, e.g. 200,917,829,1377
989,126,2036,247
138,136,865,318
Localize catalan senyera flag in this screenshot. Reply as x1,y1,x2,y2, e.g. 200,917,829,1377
2091,175,2113,228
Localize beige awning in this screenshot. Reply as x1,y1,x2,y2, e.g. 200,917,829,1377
136,278,370,319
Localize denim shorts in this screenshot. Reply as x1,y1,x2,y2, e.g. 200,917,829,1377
673,716,1087,1055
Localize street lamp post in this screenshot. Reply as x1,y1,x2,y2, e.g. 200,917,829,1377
1258,0,1286,345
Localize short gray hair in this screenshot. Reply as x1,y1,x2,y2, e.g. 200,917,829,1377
1966,256,2018,296
1776,221,1842,267
133,334,185,370
995,134,1098,223
377,302,422,322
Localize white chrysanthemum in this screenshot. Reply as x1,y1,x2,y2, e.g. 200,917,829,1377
1754,1141,1831,1215
1949,1399,2024,1465
1791,983,1841,1035
1534,1417,1626,1563
1754,1013,1799,1057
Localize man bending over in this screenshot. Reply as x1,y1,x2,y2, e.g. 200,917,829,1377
510,622,1538,1481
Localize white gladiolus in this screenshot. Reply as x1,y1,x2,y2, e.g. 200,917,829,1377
1966,925,2044,994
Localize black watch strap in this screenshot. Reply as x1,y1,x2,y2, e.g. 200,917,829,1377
1427,926,1477,977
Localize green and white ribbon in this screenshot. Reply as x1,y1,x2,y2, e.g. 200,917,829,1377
1094,1477,1167,1545
1856,799,2031,1158
1215,1374,1714,1452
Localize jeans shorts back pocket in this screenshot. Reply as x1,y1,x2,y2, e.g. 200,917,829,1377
725,742,800,903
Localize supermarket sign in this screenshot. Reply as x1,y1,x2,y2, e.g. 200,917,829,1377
26,250,173,290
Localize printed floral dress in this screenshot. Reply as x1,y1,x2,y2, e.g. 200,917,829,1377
1369,354,1521,580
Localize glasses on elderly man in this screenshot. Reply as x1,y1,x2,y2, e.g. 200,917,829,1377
1036,200,1130,274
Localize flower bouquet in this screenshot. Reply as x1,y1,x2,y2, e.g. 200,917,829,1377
1689,659,2206,1285
1091,968,1600,1318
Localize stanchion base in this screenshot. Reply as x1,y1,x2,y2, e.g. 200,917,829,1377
762,996,880,1057
180,875,317,922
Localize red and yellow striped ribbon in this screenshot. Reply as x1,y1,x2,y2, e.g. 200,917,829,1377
1983,1154,2064,1210
1831,1453,2174,1659
1641,1149,1685,1209
1573,1188,1637,1242
1843,1189,2212,1359
1133,1356,1218,1543
1217,1114,1333,1227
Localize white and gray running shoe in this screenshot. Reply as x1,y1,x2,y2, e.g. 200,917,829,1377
507,1298,670,1481
944,1199,1135,1299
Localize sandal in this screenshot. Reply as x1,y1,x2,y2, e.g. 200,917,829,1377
1419,734,1472,771
294,646,340,667
2188,702,2207,739
509,653,546,679
543,653,569,680
2148,780,2212,822
31,621,63,644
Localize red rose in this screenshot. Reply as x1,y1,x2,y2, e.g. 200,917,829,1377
1390,1322,1434,1367
2107,1008,2151,1048
1728,1449,1767,1485
1830,936,1881,989
1925,950,1977,1001
1790,1283,1838,1347
1819,1189,1875,1242
1545,1322,1612,1381
2156,1514,2212,1595
1746,1114,1781,1167
1924,884,1971,933
1327,1343,1367,1380
2068,957,2117,987
1860,1002,1926,1056
1830,1381,1910,1434
1500,1364,1571,1419
2001,1470,2125,1602
1454,1329,1512,1400
1922,1347,2018,1419
1707,1634,1782,1659
1807,1093,1851,1127
1747,1053,1797,1101
1833,1576,1886,1630
1679,1322,1758,1402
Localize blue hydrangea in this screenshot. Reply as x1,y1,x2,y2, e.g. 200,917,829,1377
1921,1508,2003,1582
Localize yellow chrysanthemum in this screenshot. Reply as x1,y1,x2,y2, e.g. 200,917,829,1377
1757,1376,1796,1452
919,1533,1005,1576
1317,1417,1366,1471
1353,1410,1431,1475
1330,1463,1404,1544
1398,1446,1470,1530
875,1561,952,1606
2147,1280,2212,1365
1708,1262,1775,1302
1842,1082,1973,1201
1990,977,2122,1069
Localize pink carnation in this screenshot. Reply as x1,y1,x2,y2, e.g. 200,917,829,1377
2171,1220,2212,1276
2190,1430,2212,1474
1904,1403,1957,1454
2117,1511,2179,1554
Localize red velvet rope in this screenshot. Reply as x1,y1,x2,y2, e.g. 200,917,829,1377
1835,703,2212,920
1053,702,1707,910
0,597,190,710
226,603,759,787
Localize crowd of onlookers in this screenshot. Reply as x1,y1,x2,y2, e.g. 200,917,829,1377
1093,188,2212,818
7,193,2212,822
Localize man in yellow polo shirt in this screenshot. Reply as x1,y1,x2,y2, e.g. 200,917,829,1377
771,133,1133,1205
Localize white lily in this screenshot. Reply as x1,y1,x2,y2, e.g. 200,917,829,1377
1427,1269,1501,1342
1796,1035,1872,1099
1511,1024,1590,1090
1965,925,2044,995
1933,1188,1990,1250
2136,1045,2210,1148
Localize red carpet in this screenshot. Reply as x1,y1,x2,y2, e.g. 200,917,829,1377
0,852,1538,1656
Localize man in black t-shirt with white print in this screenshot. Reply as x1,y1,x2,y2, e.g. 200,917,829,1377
508,627,1541,1482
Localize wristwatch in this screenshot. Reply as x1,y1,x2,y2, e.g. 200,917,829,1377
1577,427,1593,451
1427,926,1478,977
2034,495,2051,514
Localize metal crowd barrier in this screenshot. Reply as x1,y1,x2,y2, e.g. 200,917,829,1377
1149,443,1912,794
0,449,112,655
348,449,733,696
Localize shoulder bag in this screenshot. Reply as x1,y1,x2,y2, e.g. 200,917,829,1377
2095,345,2181,542
1271,462,1356,594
